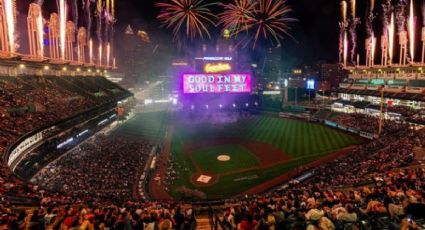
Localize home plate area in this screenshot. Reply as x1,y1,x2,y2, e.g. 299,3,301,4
196,175,212,184
191,172,218,186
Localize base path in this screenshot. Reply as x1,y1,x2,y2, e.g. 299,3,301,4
148,126,174,200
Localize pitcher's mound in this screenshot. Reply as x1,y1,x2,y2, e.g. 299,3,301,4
217,155,231,161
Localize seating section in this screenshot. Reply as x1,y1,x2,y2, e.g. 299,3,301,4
32,135,153,203
0,75,130,154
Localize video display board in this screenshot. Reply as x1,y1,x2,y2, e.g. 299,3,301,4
183,74,251,94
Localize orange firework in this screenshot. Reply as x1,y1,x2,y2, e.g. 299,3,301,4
219,0,295,49
248,0,296,48
218,0,256,35
156,0,216,40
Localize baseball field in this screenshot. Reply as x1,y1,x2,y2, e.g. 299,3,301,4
167,113,363,200
113,111,363,200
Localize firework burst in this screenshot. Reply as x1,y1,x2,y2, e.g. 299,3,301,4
156,0,216,40
250,0,295,48
218,0,256,35
220,0,295,49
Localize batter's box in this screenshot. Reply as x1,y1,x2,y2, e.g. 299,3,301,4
196,175,212,184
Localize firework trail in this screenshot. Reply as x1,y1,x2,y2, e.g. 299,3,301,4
349,18,360,63
349,0,360,63
339,1,348,63
341,1,347,23
408,0,415,60
389,13,395,62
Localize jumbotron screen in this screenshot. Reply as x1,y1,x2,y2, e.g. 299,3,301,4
183,74,251,94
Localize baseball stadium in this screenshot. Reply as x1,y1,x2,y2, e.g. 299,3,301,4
0,0,425,230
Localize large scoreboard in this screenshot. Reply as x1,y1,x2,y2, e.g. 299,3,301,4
183,73,251,94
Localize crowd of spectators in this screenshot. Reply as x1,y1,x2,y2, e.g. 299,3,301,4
0,201,197,230
0,75,128,155
217,117,425,230
0,101,424,229
386,105,419,117
330,112,407,135
32,135,153,204
407,111,425,125
220,166,424,230
307,125,416,188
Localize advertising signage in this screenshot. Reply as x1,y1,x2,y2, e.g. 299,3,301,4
183,73,251,94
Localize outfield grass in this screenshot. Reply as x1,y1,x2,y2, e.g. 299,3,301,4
191,145,260,174
174,116,361,157
169,115,363,199
113,111,168,143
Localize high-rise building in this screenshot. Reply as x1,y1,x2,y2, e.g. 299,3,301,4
262,47,282,81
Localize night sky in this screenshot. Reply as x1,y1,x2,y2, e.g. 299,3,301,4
114,0,342,68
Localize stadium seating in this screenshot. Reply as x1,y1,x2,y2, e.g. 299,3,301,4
0,75,130,155
0,78,424,230
0,110,425,229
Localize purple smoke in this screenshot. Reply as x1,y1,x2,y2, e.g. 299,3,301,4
84,0,92,42
96,0,102,43
396,0,408,33
382,0,392,30
70,0,79,27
